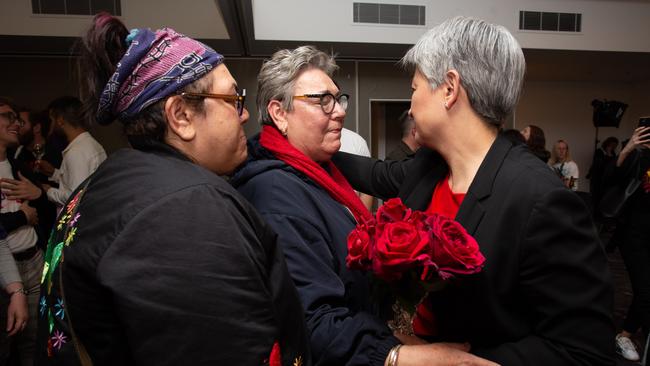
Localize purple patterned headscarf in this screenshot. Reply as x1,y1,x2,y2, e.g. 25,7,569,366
96,27,224,124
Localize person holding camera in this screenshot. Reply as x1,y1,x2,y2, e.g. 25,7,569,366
611,123,650,362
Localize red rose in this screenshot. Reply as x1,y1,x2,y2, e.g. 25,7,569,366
372,221,432,282
405,210,428,231
376,198,411,225
346,223,374,270
427,215,485,279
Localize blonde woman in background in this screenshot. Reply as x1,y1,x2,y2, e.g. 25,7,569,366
550,139,580,190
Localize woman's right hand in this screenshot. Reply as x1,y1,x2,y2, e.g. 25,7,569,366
617,126,650,167
394,343,500,366
623,126,650,153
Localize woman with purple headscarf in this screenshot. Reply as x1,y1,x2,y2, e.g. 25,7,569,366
34,13,309,366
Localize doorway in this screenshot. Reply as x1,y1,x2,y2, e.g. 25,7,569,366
370,100,411,159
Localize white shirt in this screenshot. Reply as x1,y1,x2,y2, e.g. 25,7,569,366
340,128,371,157
340,128,373,202
0,160,38,253
551,160,580,191
47,132,106,206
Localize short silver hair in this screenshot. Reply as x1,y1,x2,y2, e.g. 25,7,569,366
257,45,338,124
402,16,526,126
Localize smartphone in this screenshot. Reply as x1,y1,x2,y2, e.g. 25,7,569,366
640,117,650,128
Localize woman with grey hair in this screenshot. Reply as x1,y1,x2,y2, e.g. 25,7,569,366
334,16,615,365
232,45,496,366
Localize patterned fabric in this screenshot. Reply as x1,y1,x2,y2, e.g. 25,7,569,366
39,187,86,357
97,27,224,124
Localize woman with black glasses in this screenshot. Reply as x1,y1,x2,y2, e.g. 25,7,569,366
232,45,383,366
231,46,494,366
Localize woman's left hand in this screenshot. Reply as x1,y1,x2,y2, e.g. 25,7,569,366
5,283,29,336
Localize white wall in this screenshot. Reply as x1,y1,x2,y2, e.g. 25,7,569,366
253,0,650,52
0,0,229,39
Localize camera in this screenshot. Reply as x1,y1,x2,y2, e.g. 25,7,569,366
639,117,650,128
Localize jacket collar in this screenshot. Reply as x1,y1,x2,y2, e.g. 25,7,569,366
402,135,513,234
128,136,193,163
456,135,513,234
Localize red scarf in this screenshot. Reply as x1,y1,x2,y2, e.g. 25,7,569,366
260,125,372,224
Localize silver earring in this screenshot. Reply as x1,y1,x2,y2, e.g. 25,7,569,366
444,102,449,109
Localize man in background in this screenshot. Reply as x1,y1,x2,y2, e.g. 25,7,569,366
34,96,106,207
387,110,420,160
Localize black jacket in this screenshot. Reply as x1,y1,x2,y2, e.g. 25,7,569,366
0,151,53,248
6,146,58,248
232,136,399,366
611,149,650,215
333,135,615,366
35,142,310,366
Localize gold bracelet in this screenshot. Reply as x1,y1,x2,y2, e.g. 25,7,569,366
386,344,402,366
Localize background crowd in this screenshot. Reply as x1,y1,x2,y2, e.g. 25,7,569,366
0,12,648,366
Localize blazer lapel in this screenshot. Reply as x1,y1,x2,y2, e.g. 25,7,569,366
455,136,513,235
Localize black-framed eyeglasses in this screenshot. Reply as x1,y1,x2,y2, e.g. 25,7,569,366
293,93,349,114
180,88,246,116
0,112,25,127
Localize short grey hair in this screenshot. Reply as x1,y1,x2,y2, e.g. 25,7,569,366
402,16,526,126
257,45,338,124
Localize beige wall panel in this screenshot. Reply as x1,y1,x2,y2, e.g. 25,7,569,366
515,80,643,191
0,0,229,39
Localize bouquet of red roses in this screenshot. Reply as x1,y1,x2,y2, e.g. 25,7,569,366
346,198,485,334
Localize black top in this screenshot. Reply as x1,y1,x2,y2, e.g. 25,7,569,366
333,135,615,366
8,146,58,248
232,136,399,366
616,148,650,214
35,142,310,366
386,140,415,161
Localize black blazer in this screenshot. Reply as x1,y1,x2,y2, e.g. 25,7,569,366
333,135,615,366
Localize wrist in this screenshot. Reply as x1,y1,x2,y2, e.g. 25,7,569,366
385,344,403,366
5,281,23,293
8,287,27,297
